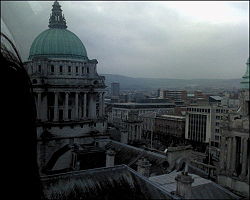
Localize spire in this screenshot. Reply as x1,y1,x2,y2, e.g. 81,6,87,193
48,0,67,29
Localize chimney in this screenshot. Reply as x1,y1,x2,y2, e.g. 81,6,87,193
120,130,128,144
106,149,116,167
137,157,151,177
175,171,194,199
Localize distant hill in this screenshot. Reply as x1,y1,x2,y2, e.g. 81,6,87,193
101,74,241,90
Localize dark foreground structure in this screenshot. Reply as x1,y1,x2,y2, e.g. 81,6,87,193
41,165,175,200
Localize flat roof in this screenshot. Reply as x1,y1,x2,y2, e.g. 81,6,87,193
111,103,175,109
149,170,240,199
159,115,185,119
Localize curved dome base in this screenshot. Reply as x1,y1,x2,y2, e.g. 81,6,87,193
29,28,88,61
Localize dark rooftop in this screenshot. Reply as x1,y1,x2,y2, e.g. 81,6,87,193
149,170,241,200
41,165,176,200
100,139,169,176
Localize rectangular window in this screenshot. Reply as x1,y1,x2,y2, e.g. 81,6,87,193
87,67,89,74
51,65,54,73
68,66,71,73
60,66,63,73
76,66,78,73
82,67,84,74
38,65,41,73
68,109,72,119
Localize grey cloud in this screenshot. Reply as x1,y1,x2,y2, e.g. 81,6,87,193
1,1,249,79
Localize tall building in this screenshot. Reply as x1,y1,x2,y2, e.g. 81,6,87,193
24,1,108,174
218,58,249,197
185,105,228,150
111,82,120,97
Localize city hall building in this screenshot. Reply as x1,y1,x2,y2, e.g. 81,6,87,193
24,1,108,174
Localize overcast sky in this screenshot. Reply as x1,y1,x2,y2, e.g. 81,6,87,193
2,1,249,79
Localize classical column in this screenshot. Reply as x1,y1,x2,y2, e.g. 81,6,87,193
75,92,79,120
78,94,82,119
53,92,59,121
139,125,142,140
219,136,226,171
64,92,69,121
102,92,105,116
37,92,42,119
240,138,248,179
41,93,48,121
88,93,96,119
83,92,87,118
231,137,236,174
99,92,103,117
226,137,232,171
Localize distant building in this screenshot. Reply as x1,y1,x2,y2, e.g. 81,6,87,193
218,58,249,197
111,82,120,97
221,96,240,109
136,98,169,103
185,105,228,149
109,102,175,128
160,90,187,102
209,96,223,104
187,91,208,104
155,114,186,141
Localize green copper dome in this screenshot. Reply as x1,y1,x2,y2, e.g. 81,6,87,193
29,28,88,60
28,1,88,61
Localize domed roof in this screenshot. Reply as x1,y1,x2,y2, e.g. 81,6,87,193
29,28,88,61
28,1,88,61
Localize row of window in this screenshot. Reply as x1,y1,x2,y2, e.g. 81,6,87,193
215,135,221,141
187,107,210,113
216,109,227,113
216,115,223,120
215,128,220,133
36,65,90,74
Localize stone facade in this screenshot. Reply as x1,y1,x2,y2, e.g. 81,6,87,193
218,58,249,197
155,114,185,139
23,1,108,174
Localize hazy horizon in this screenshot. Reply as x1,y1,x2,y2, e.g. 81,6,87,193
101,73,243,80
1,1,249,79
